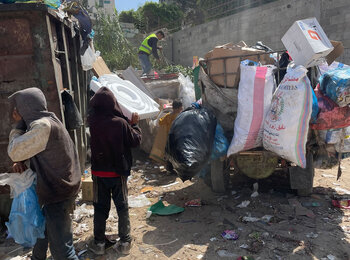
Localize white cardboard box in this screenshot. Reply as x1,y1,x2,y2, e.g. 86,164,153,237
281,17,334,68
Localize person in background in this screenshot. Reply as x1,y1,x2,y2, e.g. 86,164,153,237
149,99,183,168
138,30,165,75
88,87,142,256
159,99,183,135
7,87,81,260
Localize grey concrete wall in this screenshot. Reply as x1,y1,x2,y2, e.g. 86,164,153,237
167,0,350,66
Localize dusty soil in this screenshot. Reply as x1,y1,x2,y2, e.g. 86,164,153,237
3,151,350,260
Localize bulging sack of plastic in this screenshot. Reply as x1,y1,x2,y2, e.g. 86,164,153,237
166,105,217,181
319,68,350,107
227,64,276,156
0,169,35,198
311,85,350,130
263,65,313,168
211,124,229,160
334,127,350,153
4,170,45,247
178,73,196,109
318,61,350,75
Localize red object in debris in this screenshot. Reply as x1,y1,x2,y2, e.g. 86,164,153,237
310,85,350,130
185,199,201,207
332,199,350,209
154,71,159,79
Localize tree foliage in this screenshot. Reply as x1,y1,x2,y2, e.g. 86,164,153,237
94,10,138,71
119,2,184,33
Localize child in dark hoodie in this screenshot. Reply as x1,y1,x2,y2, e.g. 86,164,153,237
8,87,81,260
88,87,142,255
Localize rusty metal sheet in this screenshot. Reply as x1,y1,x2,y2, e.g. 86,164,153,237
0,18,33,56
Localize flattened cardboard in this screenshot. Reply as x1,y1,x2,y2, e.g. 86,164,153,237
326,40,344,65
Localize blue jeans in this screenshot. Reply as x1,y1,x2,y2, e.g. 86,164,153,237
138,53,152,75
31,199,78,260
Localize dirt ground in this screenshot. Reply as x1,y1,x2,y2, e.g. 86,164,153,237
3,151,350,260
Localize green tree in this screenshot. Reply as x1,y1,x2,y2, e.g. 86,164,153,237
94,10,138,70
138,2,184,32
119,10,136,23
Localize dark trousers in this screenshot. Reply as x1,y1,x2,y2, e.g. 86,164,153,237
32,199,78,260
93,176,131,243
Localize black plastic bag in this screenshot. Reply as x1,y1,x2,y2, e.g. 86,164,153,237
166,105,217,181
61,90,83,130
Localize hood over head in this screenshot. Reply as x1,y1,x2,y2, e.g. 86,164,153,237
89,87,128,121
8,87,56,127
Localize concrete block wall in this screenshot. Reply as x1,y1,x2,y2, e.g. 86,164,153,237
167,0,350,66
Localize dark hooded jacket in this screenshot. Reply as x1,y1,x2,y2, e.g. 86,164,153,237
88,87,142,176
8,87,81,205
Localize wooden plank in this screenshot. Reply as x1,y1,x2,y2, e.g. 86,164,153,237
92,56,111,77
61,24,73,91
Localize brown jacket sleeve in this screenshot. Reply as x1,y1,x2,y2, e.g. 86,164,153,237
124,122,142,148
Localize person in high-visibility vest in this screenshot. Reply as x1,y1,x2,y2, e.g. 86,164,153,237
138,30,165,75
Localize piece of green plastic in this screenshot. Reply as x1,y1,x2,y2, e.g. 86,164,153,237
148,200,184,216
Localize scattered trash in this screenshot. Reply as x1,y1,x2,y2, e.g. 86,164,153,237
335,187,350,194
146,210,152,219
139,246,154,254
217,249,238,258
327,255,336,260
221,230,239,240
306,232,318,239
322,174,335,178
185,199,202,207
332,199,350,209
250,183,259,198
288,199,315,218
196,254,204,259
332,183,341,186
242,216,260,223
141,186,154,194
210,237,218,242
302,202,321,207
159,166,166,172
73,203,94,222
74,223,89,236
237,257,254,260
148,200,184,216
231,190,237,195
128,194,151,208
261,215,273,223
161,181,179,188
240,244,249,249
237,200,250,208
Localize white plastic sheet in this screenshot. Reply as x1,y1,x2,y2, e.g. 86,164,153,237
178,73,196,109
91,74,160,120
0,169,35,198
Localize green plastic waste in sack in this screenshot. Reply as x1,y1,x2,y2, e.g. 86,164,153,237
148,200,184,216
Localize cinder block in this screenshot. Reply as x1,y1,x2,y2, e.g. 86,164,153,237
82,177,93,202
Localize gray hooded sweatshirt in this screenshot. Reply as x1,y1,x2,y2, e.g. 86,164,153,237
7,88,81,205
